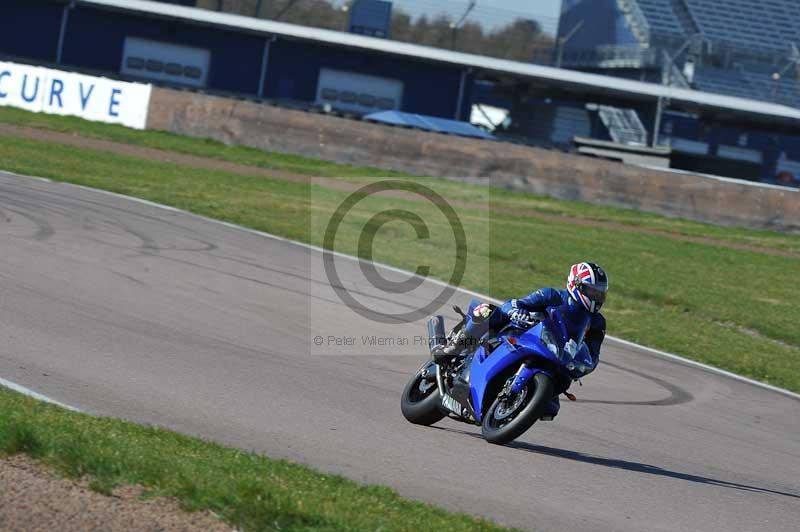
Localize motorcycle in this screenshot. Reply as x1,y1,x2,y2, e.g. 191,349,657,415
401,299,597,445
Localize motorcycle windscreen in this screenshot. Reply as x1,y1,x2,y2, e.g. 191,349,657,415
571,342,595,374
549,304,591,346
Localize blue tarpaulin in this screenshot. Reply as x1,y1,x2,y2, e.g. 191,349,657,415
364,111,496,140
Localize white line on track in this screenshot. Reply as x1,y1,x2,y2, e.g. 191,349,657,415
0,377,82,412
2,170,799,404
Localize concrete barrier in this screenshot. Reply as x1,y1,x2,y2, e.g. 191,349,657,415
147,87,800,231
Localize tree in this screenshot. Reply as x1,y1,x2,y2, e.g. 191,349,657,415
189,0,555,62
390,11,554,62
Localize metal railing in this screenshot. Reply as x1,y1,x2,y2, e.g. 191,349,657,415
663,50,691,88
557,45,659,68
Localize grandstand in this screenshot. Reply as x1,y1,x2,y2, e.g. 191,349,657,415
553,0,800,183
557,0,800,107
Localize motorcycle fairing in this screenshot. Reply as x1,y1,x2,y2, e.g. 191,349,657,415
467,326,559,422
464,302,596,421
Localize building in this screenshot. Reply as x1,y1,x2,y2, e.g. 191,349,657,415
1,0,472,120
554,0,800,181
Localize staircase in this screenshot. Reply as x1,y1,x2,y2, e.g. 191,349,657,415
669,0,701,34
598,106,648,145
617,0,651,46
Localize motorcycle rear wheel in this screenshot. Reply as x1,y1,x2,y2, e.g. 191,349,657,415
481,372,554,445
401,363,447,426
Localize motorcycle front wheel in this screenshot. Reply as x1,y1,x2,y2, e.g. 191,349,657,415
481,372,554,445
401,363,447,426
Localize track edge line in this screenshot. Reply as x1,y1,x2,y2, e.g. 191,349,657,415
0,377,83,412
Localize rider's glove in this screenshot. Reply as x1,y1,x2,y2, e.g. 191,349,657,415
509,309,533,328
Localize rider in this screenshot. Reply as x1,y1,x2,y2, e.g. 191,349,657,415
432,262,608,419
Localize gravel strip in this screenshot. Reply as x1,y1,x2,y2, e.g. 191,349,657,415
0,454,235,532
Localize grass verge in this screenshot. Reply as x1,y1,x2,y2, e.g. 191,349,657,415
1,106,797,254
0,387,510,531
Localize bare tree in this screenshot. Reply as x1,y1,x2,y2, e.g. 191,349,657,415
190,0,555,61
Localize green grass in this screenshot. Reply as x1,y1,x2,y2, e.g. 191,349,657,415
0,106,403,179
0,117,798,392
2,106,797,254
0,387,510,532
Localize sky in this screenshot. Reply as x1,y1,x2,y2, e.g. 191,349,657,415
401,0,563,34
469,0,563,30
336,1,565,35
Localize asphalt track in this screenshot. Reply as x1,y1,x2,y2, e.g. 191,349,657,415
0,171,798,532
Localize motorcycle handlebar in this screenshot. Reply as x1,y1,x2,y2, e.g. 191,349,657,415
518,311,545,327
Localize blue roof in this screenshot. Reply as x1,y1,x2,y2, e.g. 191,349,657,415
364,111,496,140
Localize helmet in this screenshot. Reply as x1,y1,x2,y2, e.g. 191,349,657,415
567,262,608,313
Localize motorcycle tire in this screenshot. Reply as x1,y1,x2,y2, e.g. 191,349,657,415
481,372,554,445
401,364,447,426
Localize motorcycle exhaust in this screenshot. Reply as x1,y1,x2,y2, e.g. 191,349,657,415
426,315,446,353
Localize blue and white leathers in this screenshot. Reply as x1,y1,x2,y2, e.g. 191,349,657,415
500,288,605,364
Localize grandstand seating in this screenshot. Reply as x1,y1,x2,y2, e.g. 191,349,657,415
691,64,800,107
667,0,700,36
623,0,800,54
737,62,800,107
597,106,648,145
633,0,685,40
682,0,799,53
691,66,754,100
561,0,800,107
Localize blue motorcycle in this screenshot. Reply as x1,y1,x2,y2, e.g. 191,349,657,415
401,300,596,445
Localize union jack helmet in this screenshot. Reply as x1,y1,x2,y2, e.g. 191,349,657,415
567,262,609,313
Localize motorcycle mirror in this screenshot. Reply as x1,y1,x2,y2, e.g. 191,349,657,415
453,305,466,318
